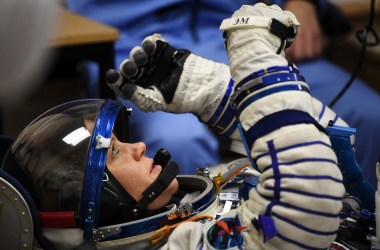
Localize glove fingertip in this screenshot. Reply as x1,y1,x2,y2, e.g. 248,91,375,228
130,46,148,66
142,39,156,55
149,33,166,43
121,61,139,77
106,69,120,84
121,84,137,99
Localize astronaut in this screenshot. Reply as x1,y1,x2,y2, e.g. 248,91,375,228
1,3,350,250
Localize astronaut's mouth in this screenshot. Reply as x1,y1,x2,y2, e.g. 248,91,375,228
151,164,162,175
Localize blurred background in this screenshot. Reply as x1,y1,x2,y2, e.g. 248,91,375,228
1,0,379,140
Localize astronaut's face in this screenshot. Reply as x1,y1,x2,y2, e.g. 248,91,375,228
105,135,179,210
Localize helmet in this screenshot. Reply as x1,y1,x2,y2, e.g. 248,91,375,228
1,99,217,248
2,99,129,239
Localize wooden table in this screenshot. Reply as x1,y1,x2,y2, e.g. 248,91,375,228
48,7,120,99
49,8,119,47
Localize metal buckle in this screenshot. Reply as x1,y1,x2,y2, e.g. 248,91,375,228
95,135,111,150
229,88,240,109
92,226,121,242
102,173,109,182
229,77,261,109
167,203,193,220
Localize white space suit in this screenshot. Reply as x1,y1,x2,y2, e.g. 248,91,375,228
2,3,373,250
105,3,348,249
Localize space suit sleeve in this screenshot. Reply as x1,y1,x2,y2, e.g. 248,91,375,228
164,3,346,250
221,4,345,249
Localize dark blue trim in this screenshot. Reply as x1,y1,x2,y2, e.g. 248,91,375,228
235,66,300,90
274,201,339,218
265,186,343,200
254,140,281,241
262,157,337,172
244,110,326,150
257,196,342,219
268,141,281,201
210,104,236,134
279,158,337,166
81,99,122,240
273,212,338,236
278,174,343,184
276,233,327,250
332,114,338,124
318,104,326,121
220,120,238,137
235,73,306,105
207,78,234,126
256,140,332,161
256,196,340,218
236,84,310,118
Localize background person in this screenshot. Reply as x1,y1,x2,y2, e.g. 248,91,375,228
66,0,380,186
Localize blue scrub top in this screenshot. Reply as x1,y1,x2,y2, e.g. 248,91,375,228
68,0,326,65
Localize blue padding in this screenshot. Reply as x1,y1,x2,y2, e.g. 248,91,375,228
244,110,326,149
0,169,56,250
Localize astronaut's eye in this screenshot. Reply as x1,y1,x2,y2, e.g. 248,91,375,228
112,145,119,157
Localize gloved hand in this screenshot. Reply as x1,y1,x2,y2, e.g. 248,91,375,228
106,34,231,123
219,3,303,154
220,3,300,84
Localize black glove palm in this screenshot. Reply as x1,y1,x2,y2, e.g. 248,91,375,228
107,37,190,103
105,33,232,124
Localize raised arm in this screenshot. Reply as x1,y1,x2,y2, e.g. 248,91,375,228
220,4,344,249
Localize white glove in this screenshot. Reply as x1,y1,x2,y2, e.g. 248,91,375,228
220,3,300,83
106,34,231,123
220,3,302,155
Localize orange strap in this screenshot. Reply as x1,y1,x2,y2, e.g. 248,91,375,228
216,220,247,235
220,162,251,186
149,215,214,245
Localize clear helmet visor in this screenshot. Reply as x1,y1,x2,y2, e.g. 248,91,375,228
2,99,129,236
1,99,219,245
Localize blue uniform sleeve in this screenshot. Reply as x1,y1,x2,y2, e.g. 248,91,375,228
271,0,328,18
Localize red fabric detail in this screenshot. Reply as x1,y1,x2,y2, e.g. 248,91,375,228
39,211,76,228
216,220,247,235
216,220,233,235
